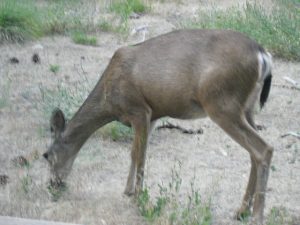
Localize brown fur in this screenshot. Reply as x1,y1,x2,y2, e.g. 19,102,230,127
44,29,273,224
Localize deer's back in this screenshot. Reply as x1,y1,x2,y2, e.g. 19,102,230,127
106,29,263,119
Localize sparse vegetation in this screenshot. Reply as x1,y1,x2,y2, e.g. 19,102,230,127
47,182,68,202
71,31,97,46
49,64,60,74
38,81,89,119
138,162,212,224
0,79,10,109
266,207,294,225
181,0,300,61
38,81,132,140
20,173,32,194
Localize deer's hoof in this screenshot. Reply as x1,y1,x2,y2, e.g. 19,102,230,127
235,208,251,221
124,187,135,197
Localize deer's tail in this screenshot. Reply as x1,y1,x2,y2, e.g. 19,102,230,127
259,51,273,109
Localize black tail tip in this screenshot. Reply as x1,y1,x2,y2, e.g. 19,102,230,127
260,74,272,109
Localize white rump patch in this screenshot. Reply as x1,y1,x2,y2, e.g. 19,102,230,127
257,51,273,81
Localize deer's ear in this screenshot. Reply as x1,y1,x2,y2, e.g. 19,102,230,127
50,108,66,138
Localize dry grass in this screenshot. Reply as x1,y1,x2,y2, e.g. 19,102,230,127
0,1,299,225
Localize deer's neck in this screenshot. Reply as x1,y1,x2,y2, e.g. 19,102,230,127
62,82,114,151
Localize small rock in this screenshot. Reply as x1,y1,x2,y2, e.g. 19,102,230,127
129,12,141,19
32,44,44,50
9,57,19,64
32,53,41,64
0,175,9,185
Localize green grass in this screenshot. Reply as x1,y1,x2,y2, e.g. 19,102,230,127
266,207,294,225
71,31,97,46
180,0,300,61
110,0,147,21
99,121,133,141
137,162,212,224
49,64,60,74
0,0,43,42
0,0,99,42
138,188,167,222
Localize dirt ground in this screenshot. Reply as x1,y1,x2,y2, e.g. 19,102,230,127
0,1,299,225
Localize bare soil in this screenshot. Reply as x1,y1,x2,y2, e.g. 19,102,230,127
0,1,299,225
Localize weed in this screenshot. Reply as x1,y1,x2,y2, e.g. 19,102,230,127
49,64,60,74
266,207,294,225
137,161,212,224
47,181,67,202
0,0,43,42
99,121,133,141
21,174,32,194
138,187,167,222
180,0,300,61
71,31,97,46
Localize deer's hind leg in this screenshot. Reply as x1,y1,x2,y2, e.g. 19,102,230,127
236,156,257,220
206,105,273,224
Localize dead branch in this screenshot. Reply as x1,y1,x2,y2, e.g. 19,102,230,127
156,121,203,134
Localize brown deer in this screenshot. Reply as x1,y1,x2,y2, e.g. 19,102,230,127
43,29,273,224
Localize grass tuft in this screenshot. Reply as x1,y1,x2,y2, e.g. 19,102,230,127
266,207,295,225
71,31,97,46
49,64,60,74
0,0,43,42
110,0,147,21
99,121,133,141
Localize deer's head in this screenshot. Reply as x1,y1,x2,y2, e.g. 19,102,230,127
43,108,75,185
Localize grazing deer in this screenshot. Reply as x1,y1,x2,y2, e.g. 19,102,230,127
43,29,273,224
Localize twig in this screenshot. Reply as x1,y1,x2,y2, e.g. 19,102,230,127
156,121,203,134
281,77,300,90
281,131,300,139
273,83,300,91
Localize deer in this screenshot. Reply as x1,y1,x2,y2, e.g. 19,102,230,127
43,29,273,224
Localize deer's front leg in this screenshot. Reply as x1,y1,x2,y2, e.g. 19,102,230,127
124,112,151,196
